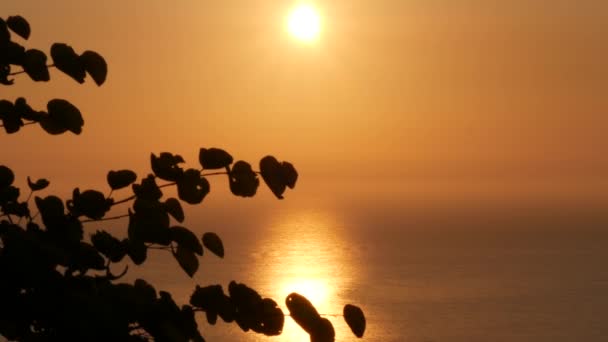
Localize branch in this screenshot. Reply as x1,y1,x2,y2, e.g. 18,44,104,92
8,64,56,76
81,213,129,223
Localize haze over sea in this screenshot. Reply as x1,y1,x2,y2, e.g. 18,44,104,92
119,179,608,342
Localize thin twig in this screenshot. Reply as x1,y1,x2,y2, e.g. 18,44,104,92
81,213,129,223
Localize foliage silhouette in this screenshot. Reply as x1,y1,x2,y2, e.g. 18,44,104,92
0,14,366,341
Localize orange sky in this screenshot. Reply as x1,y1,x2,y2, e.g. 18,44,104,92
1,0,607,207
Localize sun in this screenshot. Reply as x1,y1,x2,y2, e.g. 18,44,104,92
287,3,321,42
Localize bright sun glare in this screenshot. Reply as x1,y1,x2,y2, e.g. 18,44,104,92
287,3,321,42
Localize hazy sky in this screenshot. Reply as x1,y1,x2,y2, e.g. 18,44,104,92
1,0,607,207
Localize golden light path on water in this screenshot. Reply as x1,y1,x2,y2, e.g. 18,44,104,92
250,209,356,342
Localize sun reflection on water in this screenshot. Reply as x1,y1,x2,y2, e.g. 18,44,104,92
251,209,356,341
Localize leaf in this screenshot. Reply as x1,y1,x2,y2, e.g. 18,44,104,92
151,152,184,181
46,99,84,134
14,98,43,122
125,238,147,265
176,169,210,204
310,318,335,342
1,41,26,65
80,50,107,86
170,226,203,256
6,16,30,40
229,161,259,197
22,49,49,81
50,43,85,83
132,174,163,201
68,188,112,220
202,232,224,258
107,169,137,190
27,176,50,191
0,165,15,188
91,230,126,263
164,197,184,223
0,100,22,134
129,204,171,245
73,242,106,272
285,293,322,335
343,304,366,338
173,244,199,277
282,161,298,189
34,195,64,228
199,148,233,169
259,156,286,199
0,18,9,45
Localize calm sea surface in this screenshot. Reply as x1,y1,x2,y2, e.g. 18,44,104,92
120,191,608,342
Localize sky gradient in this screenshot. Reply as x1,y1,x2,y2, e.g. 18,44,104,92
1,0,607,209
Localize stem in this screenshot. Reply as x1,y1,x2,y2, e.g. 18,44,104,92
8,64,56,76
81,213,129,223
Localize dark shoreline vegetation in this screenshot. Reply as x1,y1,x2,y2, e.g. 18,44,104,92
0,15,365,341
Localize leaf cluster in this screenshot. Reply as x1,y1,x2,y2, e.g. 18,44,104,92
1,14,366,342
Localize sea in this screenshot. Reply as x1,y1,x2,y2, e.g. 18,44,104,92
117,180,608,342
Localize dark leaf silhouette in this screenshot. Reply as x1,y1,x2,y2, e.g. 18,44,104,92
173,244,199,277
23,49,49,81
311,318,335,342
202,232,224,258
27,176,50,191
177,169,209,204
0,18,9,45
50,43,85,83
343,304,366,338
107,169,137,190
46,99,84,134
259,156,298,199
170,226,203,255
199,148,233,169
0,99,22,134
164,197,185,223
286,293,322,335
34,195,64,228
91,230,126,262
151,152,185,181
80,50,107,86
229,161,259,197
132,174,163,201
72,242,106,272
14,97,43,121
68,188,112,220
125,238,147,265
6,16,30,40
129,203,171,245
0,165,15,188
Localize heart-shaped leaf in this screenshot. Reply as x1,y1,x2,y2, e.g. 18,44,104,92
27,176,49,191
199,148,233,169
6,16,30,40
22,49,49,81
173,244,199,277
259,156,298,199
80,50,107,86
202,232,224,258
50,43,85,83
107,169,137,190
125,238,147,265
343,304,366,338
